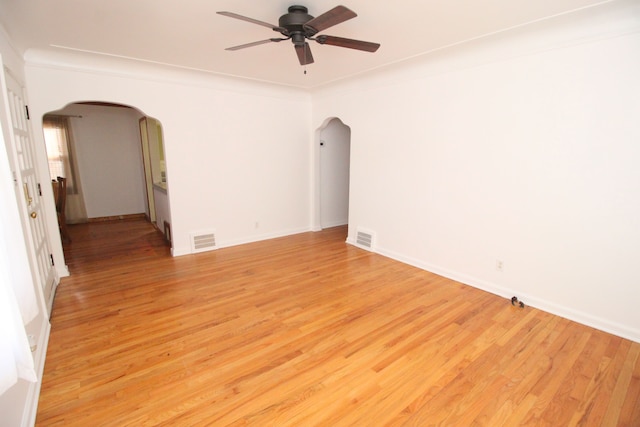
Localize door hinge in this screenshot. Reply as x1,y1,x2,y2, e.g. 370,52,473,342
50,254,54,266
37,183,42,196
24,105,30,120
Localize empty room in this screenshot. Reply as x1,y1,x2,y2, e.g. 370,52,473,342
0,1,639,425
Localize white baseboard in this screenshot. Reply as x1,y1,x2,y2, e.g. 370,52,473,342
23,319,51,427
320,220,348,229
358,243,640,344
219,226,312,249
173,226,314,257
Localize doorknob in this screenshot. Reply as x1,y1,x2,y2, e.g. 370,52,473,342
30,211,37,219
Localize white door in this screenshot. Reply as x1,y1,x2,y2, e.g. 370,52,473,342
3,71,57,315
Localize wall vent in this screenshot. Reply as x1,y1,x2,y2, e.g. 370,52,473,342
190,231,217,253
355,228,375,251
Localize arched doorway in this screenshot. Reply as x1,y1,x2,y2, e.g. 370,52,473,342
316,117,351,231
42,102,171,265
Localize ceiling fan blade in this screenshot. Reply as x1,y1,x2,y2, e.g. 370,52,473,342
217,11,287,33
315,35,380,52
225,38,285,51
295,43,314,65
303,5,356,34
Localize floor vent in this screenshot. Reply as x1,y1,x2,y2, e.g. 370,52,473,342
190,231,217,253
355,228,375,251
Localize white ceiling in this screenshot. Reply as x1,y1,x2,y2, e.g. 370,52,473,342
0,0,613,89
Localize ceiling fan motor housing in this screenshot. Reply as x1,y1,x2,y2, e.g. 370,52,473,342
279,5,316,44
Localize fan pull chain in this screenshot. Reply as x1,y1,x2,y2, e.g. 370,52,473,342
304,43,308,75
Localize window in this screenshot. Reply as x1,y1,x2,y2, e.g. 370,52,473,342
43,116,78,194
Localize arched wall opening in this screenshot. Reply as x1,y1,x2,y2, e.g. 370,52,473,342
42,101,171,272
313,117,351,236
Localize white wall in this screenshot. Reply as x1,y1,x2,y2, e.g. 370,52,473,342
319,118,350,228
49,103,146,218
313,0,640,342
24,52,312,256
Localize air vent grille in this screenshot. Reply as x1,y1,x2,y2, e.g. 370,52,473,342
190,231,217,253
355,228,375,251
356,231,372,248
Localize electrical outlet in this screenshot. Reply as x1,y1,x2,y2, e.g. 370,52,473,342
496,260,504,271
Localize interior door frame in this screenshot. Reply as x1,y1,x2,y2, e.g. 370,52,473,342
1,65,57,314
139,116,156,223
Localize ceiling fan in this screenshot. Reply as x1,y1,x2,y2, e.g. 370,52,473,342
217,5,380,66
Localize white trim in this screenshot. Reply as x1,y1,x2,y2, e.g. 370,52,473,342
173,226,312,257
23,319,50,427
356,243,640,344
218,227,312,251
319,220,348,229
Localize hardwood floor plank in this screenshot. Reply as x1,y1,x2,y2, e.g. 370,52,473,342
618,351,640,425
467,314,560,425
36,219,640,426
601,343,640,426
571,338,630,426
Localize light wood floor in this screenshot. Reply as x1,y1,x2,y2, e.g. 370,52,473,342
36,219,640,426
